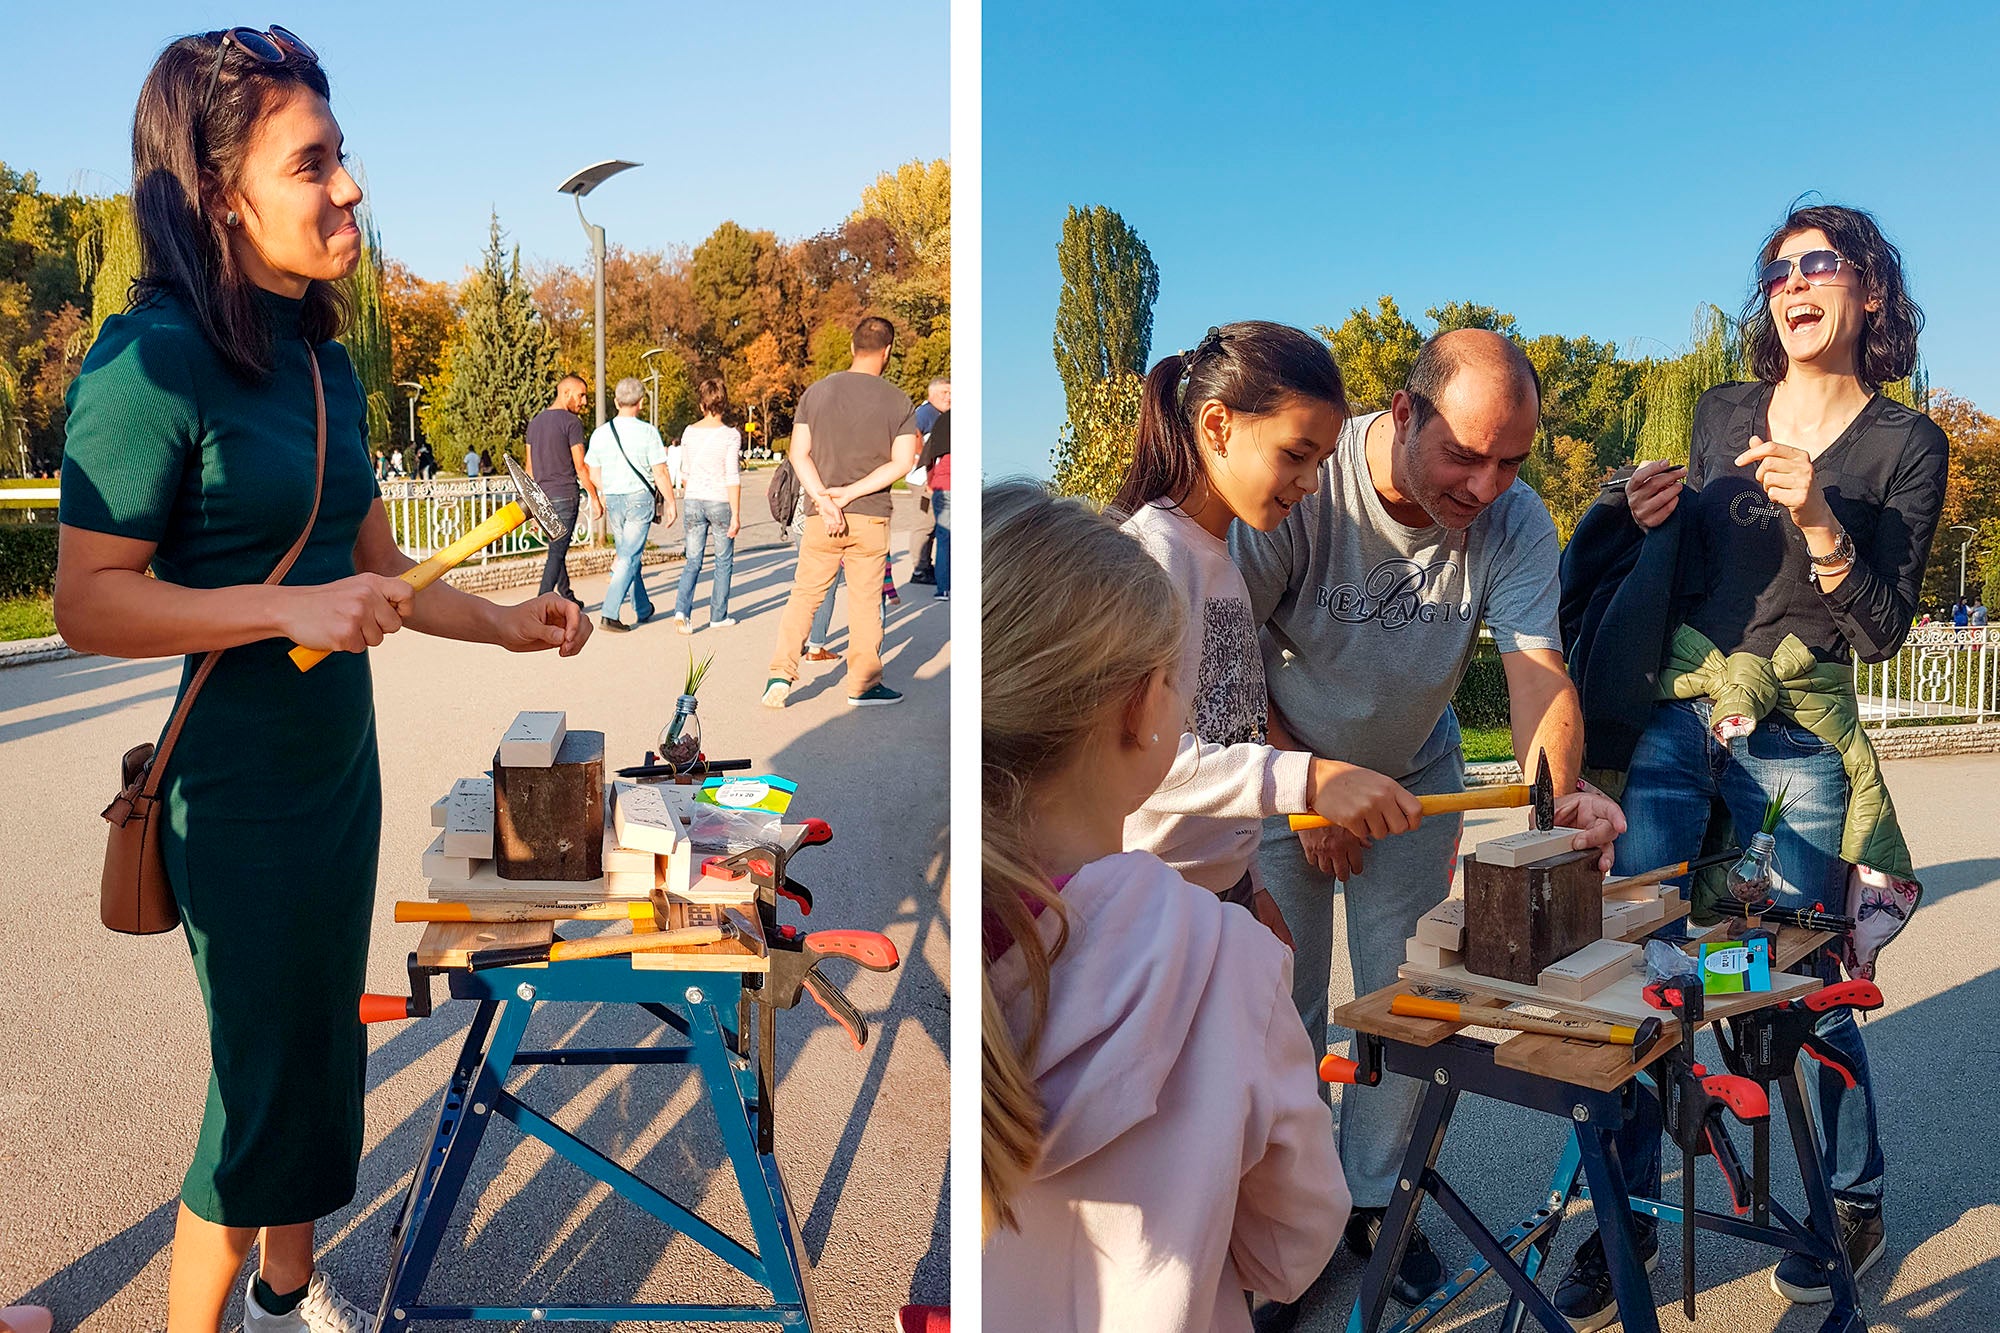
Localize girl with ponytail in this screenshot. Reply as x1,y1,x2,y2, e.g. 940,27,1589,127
1112,321,1421,930
982,482,1346,1330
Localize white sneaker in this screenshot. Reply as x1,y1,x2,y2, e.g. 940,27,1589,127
243,1270,371,1333
762,677,791,708
711,617,739,628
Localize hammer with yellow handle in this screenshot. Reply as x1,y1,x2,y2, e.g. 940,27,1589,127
1287,749,1555,833
289,454,567,672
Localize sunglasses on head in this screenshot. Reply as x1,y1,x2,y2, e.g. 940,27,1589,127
200,25,318,124
1759,249,1857,298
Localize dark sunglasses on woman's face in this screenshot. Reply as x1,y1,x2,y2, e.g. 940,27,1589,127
1760,249,1857,298
200,25,319,121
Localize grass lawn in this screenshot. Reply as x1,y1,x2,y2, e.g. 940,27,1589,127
1458,724,1515,765
0,595,56,642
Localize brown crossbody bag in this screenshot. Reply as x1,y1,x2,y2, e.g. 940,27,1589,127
99,343,328,934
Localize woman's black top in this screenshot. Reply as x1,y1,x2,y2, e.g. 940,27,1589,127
1682,381,1948,665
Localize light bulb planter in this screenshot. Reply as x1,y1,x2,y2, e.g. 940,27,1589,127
660,651,714,770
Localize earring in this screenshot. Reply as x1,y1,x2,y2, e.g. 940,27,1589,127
225,210,239,227
1150,734,1159,745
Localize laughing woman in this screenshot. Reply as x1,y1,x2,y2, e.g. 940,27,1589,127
56,32,589,1333
1554,203,1945,1326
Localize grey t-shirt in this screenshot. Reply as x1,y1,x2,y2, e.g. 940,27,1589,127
1230,411,1563,780
796,370,919,519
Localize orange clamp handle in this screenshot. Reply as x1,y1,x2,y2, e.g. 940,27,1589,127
1702,1073,1770,1122
1319,1054,1362,1085
807,929,900,971
1802,979,1883,1014
801,818,833,845
359,993,414,1024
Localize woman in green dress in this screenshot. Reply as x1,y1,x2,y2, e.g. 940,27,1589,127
55,31,592,1333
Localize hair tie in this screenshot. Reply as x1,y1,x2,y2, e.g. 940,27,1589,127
1175,327,1224,406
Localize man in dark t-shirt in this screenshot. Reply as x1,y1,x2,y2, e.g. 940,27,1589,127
526,374,594,603
763,316,921,708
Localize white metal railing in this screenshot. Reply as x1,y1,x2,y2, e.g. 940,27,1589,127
378,476,599,561
1856,625,1998,724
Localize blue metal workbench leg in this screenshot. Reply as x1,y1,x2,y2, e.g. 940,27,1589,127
374,996,533,1333
1573,1124,1662,1333
1497,1134,1585,1333
1348,1081,1457,1333
1781,1068,1867,1333
686,997,812,1328
389,998,499,1243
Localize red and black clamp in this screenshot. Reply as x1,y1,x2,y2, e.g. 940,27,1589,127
1717,979,1880,1092
754,920,902,1051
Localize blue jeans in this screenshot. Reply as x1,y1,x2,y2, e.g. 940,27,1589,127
675,498,735,622
932,489,950,595
1616,699,1885,1204
600,490,656,622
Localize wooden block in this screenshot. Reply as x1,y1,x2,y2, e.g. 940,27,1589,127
498,710,567,767
1416,899,1466,951
1405,937,1461,970
422,831,477,883
1475,828,1586,868
612,781,682,855
632,897,768,972
601,828,654,875
605,864,663,897
495,730,604,881
439,777,494,859
1537,939,1643,1001
427,858,633,903
1463,848,1603,986
415,920,552,969
430,794,449,828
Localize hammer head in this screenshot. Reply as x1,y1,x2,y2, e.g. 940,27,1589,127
1532,748,1555,831
504,453,565,536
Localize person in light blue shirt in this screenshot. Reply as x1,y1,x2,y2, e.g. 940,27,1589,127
584,377,675,629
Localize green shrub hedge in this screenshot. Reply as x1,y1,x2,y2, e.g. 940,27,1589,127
0,526,58,598
1452,643,1512,729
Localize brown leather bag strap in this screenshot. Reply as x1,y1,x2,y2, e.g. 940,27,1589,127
138,342,328,799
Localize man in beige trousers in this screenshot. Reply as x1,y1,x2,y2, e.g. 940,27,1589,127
764,315,921,707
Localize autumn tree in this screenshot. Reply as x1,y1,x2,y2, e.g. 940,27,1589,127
381,259,456,453
1053,205,1158,434
428,213,558,463
1050,372,1145,507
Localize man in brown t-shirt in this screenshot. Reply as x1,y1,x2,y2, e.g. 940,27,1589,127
764,315,921,707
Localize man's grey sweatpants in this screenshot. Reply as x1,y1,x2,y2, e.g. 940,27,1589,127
1259,745,1465,1208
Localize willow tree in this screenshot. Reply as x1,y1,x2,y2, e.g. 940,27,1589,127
1625,305,1740,464
74,193,142,342
337,179,393,448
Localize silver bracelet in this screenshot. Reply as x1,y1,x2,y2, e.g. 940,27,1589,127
1808,529,1856,569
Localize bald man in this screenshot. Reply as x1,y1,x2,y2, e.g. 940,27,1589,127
1232,330,1625,1312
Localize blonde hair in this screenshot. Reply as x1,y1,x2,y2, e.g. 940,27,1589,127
981,482,1183,1236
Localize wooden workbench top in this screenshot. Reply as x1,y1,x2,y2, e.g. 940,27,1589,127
1334,917,1833,1093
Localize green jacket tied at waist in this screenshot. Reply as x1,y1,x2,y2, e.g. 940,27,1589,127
1658,624,1913,881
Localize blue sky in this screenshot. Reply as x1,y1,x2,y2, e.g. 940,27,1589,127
3,2,948,281
984,1,2000,480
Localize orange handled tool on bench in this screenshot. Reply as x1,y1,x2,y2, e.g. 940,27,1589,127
288,455,564,672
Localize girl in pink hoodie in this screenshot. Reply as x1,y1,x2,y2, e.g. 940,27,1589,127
983,483,1350,1332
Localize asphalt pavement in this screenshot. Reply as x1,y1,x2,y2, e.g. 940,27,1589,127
0,487,949,1332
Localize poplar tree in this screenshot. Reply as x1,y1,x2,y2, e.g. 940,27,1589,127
1052,205,1158,425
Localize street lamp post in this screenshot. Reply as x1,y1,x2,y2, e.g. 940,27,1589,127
556,160,642,430
396,380,422,458
1951,524,1979,601
640,347,666,429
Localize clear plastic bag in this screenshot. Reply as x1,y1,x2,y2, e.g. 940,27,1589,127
688,802,781,852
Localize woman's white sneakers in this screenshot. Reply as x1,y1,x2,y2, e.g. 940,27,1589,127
242,1270,372,1333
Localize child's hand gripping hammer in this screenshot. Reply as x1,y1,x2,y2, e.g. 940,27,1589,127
1287,749,1556,833
288,454,566,671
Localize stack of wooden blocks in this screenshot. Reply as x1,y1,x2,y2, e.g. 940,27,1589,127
423,710,695,904
1398,828,1679,1004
